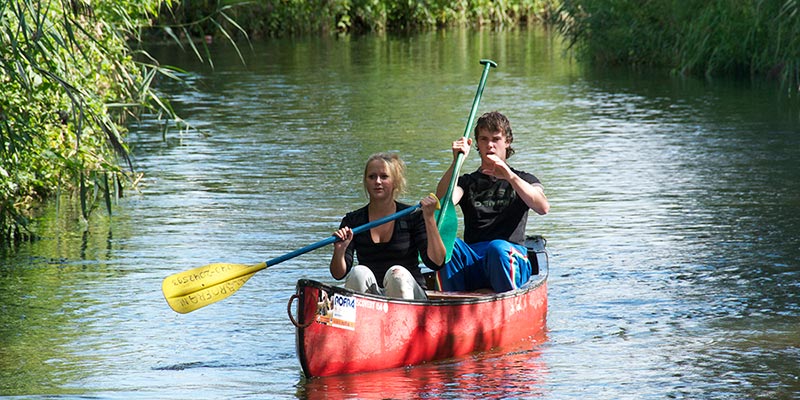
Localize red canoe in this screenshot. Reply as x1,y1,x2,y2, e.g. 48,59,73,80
288,235,549,378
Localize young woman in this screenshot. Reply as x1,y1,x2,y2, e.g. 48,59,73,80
329,153,445,300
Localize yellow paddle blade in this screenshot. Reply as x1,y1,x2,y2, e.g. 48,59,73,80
161,262,267,314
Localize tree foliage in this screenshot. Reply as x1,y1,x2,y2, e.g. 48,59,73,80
156,0,553,38
6,0,796,245
0,0,182,243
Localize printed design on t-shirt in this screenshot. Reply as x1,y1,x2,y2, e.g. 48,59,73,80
468,180,516,211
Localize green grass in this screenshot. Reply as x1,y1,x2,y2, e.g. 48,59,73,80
553,0,800,91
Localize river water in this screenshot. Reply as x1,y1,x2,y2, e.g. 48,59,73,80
2,28,799,399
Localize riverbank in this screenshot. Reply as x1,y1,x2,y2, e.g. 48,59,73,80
553,0,800,91
0,1,175,244
156,0,800,92
3,0,797,246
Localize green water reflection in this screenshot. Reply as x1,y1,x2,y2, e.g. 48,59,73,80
1,27,799,398
1,199,117,396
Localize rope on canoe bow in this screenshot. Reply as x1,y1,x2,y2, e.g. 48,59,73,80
287,293,314,328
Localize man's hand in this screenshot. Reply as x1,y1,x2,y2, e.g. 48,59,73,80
481,153,513,180
452,137,472,158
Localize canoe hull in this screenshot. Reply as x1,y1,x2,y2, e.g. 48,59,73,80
292,236,548,378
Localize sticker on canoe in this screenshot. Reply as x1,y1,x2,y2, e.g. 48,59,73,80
316,293,357,330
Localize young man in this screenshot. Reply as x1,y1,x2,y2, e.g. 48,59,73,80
435,111,549,292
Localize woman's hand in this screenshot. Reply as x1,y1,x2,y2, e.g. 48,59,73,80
420,193,446,266
330,226,353,280
420,194,440,219
333,227,353,251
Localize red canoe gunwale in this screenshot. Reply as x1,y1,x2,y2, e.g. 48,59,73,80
292,236,549,378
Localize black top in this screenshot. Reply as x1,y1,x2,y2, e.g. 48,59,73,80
339,201,442,288
457,168,541,245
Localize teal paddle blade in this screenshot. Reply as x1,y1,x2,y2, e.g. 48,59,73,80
435,201,458,263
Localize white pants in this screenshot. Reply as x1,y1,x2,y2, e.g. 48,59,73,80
344,265,427,300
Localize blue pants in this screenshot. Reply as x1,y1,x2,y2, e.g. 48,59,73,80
436,239,531,292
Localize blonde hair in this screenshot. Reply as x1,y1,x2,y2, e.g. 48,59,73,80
363,152,407,200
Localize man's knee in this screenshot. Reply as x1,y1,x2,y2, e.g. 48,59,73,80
486,239,511,258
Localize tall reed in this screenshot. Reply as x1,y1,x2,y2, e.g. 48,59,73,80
553,0,800,91
0,0,203,244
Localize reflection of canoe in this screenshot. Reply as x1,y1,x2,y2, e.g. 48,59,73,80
288,235,549,378
299,331,548,398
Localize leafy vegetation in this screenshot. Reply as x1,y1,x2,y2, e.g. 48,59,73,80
1,0,554,245
155,0,553,37
552,0,800,91
0,0,186,244
3,0,797,245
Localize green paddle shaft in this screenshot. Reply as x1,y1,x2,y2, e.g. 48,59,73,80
436,59,497,228
435,59,497,264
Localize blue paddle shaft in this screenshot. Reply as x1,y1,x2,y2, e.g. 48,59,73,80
265,203,422,267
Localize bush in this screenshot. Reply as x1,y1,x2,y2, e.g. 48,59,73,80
0,0,179,244
155,0,552,38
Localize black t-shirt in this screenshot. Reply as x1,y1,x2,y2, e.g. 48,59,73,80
339,202,439,288
457,168,541,245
